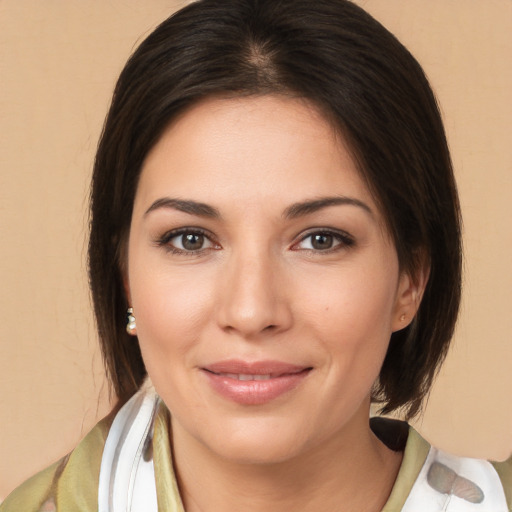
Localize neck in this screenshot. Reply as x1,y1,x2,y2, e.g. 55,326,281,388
170,410,403,512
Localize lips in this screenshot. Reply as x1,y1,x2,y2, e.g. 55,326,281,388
201,360,312,405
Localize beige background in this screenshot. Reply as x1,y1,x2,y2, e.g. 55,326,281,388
0,0,511,501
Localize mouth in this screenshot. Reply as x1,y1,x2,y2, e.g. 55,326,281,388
201,360,312,405
209,373,276,381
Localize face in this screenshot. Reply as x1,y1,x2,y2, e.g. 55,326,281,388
126,95,418,464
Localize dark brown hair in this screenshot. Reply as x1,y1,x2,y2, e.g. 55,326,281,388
89,0,462,418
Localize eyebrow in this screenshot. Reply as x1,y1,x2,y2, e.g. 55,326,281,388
283,196,373,219
144,198,221,218
144,195,372,220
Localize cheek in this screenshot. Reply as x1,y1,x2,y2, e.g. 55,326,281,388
128,254,216,360
296,257,399,396
298,264,398,343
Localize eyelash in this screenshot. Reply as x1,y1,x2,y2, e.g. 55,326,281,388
155,228,219,255
292,229,355,253
155,228,355,255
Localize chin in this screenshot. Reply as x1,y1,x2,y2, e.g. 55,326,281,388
216,438,304,466
196,417,314,466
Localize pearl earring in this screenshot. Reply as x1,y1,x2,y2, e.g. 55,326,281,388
400,313,406,322
126,307,137,335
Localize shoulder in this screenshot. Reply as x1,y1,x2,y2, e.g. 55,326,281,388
0,414,112,512
402,434,512,512
0,459,63,512
375,418,512,512
491,456,512,510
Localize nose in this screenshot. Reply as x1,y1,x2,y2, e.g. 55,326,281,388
216,247,293,338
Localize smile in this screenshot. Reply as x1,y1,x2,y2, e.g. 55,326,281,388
217,373,273,381
201,360,312,405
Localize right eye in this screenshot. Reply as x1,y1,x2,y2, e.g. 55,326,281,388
172,232,210,251
157,229,219,254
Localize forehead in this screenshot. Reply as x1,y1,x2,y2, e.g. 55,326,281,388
135,95,379,220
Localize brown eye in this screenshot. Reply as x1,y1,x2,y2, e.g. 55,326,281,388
311,233,334,250
162,230,216,253
182,233,205,250
293,230,355,252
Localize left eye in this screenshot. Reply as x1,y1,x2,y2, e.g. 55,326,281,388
294,231,353,251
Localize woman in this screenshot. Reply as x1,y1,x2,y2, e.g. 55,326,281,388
2,0,510,510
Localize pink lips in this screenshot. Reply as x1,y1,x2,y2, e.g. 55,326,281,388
201,360,312,405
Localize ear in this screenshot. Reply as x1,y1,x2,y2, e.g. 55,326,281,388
391,262,429,332
123,275,138,336
118,237,137,335
123,273,132,305
119,245,132,305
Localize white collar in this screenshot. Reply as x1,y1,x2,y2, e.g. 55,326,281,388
98,382,159,512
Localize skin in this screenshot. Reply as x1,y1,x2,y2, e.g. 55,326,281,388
125,95,426,511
